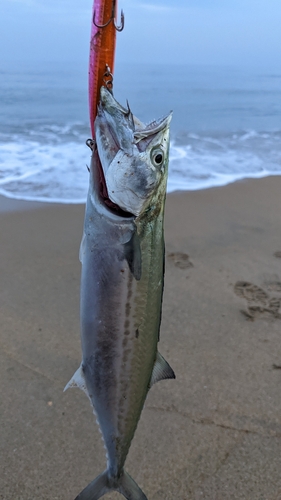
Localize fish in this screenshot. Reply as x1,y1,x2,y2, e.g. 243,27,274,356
65,86,174,500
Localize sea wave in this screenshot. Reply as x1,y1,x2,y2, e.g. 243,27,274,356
0,125,281,203
168,130,281,191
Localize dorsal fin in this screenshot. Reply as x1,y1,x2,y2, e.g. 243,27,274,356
149,351,175,388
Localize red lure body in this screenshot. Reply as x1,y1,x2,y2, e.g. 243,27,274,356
89,0,118,137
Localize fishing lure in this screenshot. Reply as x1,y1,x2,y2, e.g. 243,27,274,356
89,0,124,136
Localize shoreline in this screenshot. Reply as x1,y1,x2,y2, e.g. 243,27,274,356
1,174,281,213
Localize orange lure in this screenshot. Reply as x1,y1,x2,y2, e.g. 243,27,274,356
89,0,124,137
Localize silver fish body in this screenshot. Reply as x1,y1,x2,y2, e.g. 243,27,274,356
65,87,174,500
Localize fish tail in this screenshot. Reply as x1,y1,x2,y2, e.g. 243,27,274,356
74,471,108,500
74,469,147,500
117,470,148,500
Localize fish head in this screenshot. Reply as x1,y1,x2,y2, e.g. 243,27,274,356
95,86,172,217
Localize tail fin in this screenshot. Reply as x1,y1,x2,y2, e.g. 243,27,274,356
117,470,147,500
75,471,108,500
75,469,147,500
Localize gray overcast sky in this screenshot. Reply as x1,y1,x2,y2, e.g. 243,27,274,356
1,0,281,70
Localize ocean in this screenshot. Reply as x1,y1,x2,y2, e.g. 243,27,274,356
1,61,281,203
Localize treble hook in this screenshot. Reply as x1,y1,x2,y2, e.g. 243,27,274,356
93,0,125,32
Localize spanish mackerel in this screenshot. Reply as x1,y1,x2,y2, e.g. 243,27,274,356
65,86,174,500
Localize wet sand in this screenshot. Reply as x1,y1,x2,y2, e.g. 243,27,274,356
1,177,281,499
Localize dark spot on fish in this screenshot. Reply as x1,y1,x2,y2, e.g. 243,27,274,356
125,303,131,317
135,329,139,338
128,271,133,288
124,329,130,336
122,337,128,347
120,269,124,273
124,319,130,328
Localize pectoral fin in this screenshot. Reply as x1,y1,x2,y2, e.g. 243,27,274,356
149,351,175,388
124,229,142,281
79,234,86,263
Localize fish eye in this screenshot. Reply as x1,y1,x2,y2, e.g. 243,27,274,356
151,147,165,168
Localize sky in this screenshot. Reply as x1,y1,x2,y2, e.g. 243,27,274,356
1,0,281,70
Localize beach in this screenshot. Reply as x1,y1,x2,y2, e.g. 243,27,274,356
1,176,281,499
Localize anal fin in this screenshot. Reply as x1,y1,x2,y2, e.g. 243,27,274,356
149,351,175,388
64,364,91,401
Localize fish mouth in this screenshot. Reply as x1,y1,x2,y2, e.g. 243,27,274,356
95,149,134,218
94,87,135,217
94,86,172,217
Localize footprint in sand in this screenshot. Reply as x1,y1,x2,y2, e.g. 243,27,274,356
234,281,281,320
234,281,268,304
167,252,193,269
274,251,281,258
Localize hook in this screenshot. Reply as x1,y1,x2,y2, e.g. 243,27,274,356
93,0,124,31
114,9,124,32
93,11,112,29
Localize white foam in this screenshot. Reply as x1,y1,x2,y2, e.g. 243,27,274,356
1,128,281,202
0,131,90,203
167,131,281,192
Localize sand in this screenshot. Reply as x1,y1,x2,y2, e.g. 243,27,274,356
1,177,281,500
